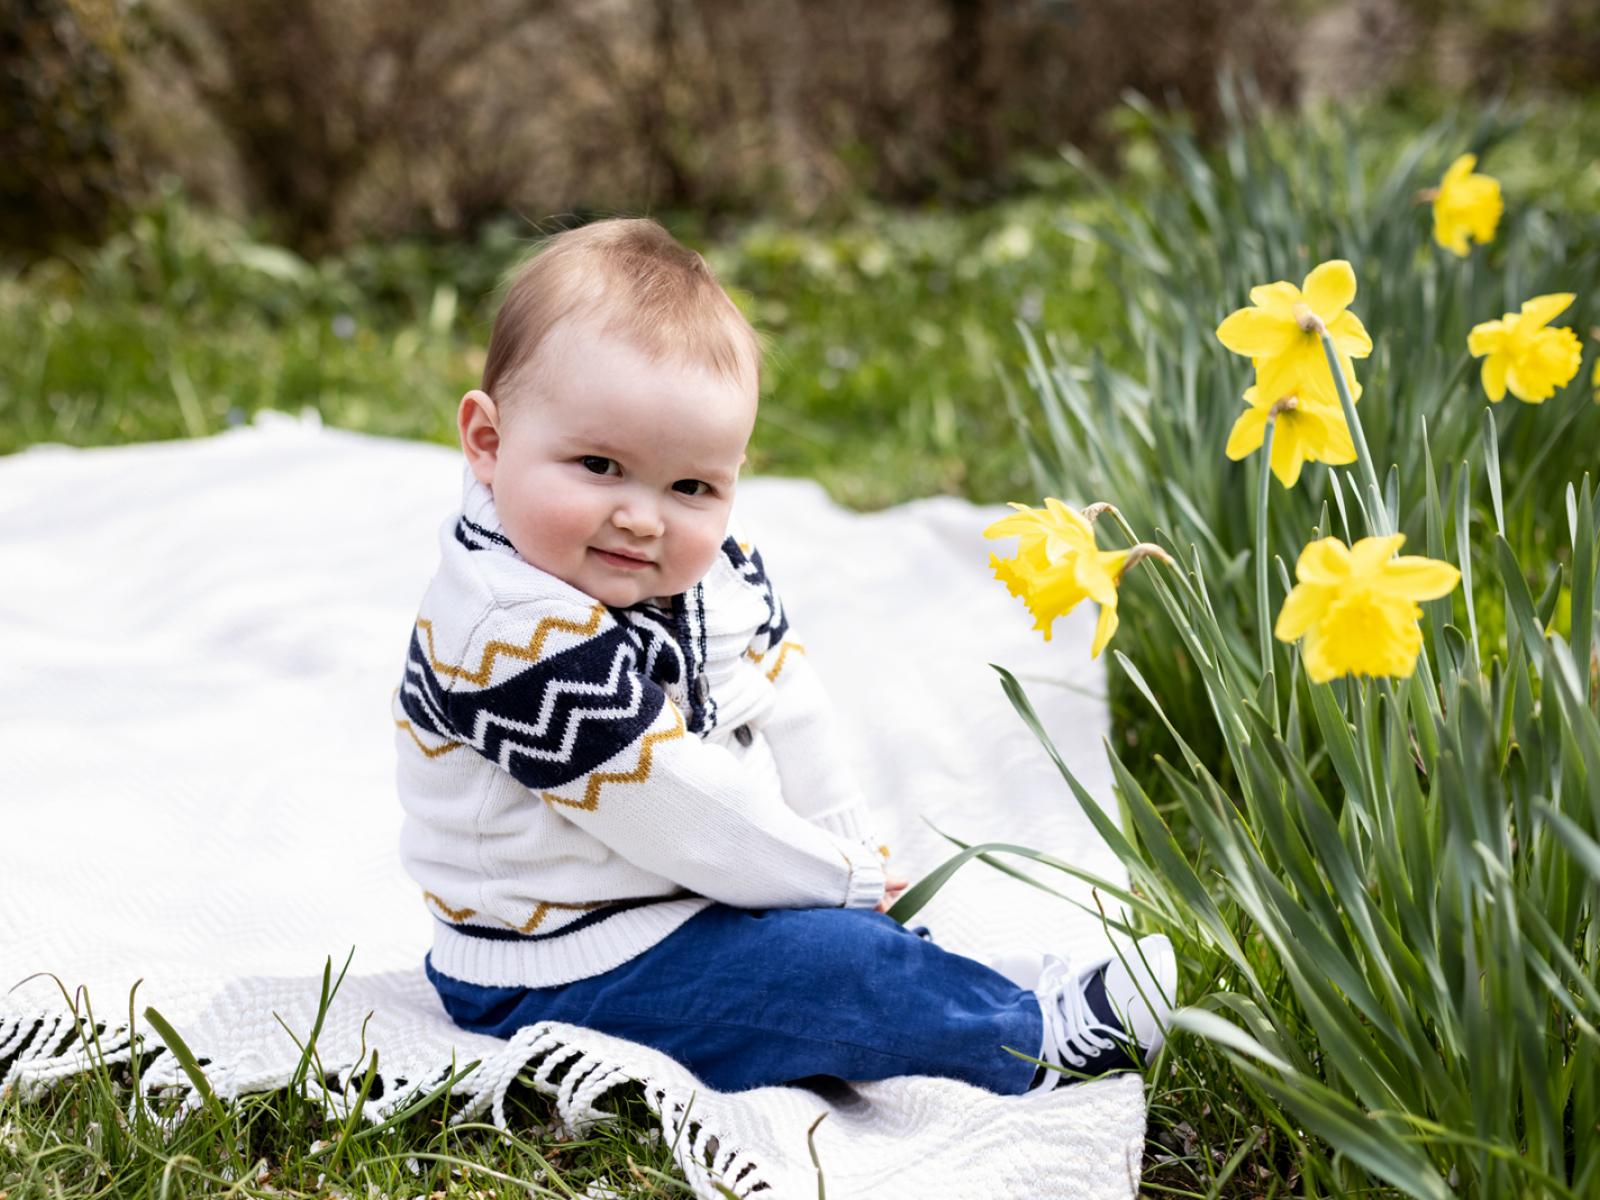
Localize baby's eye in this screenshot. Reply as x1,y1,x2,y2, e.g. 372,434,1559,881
673,479,713,497
579,456,619,476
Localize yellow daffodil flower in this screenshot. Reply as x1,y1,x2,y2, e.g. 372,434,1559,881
1216,260,1373,408
1226,386,1357,488
1431,153,1503,257
1467,293,1584,404
1275,534,1460,683
983,499,1129,654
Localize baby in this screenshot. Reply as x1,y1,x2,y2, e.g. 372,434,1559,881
394,217,1175,1094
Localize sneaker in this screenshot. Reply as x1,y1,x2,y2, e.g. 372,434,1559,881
1029,934,1177,1090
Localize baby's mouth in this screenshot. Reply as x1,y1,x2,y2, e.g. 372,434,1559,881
593,547,654,569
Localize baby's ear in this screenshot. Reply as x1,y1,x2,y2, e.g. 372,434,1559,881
459,390,501,485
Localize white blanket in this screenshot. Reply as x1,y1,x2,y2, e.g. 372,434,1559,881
0,412,1144,1198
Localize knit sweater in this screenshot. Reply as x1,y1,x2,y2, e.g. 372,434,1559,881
392,468,889,987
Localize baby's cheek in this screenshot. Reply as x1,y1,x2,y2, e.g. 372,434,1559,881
502,482,582,567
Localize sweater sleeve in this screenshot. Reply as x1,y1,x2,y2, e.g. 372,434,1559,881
428,599,885,911
755,633,890,864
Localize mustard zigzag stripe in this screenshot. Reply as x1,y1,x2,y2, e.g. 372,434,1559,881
423,891,475,921
423,890,604,933
745,639,806,682
415,603,607,687
542,702,686,812
396,718,463,758
391,684,461,757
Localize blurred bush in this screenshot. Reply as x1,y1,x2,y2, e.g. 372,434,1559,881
1,0,136,256
4,0,1301,261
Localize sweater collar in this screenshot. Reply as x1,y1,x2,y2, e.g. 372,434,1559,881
455,467,522,559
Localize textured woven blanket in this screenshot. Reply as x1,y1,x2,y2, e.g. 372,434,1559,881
0,412,1145,1198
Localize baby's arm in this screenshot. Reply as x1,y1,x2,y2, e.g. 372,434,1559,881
432,599,886,912
755,634,890,861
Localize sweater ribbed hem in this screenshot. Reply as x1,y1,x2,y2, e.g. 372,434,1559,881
428,896,715,987
842,855,887,910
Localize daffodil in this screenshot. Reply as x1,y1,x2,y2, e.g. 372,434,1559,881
1226,386,1357,487
1467,293,1584,404
984,499,1129,653
1275,534,1459,683
1431,153,1503,257
1216,260,1373,408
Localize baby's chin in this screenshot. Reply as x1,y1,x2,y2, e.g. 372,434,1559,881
578,562,691,608
521,546,710,607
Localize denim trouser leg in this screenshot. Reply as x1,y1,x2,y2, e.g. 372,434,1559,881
424,905,1044,1095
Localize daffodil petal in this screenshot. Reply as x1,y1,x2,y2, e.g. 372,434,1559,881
1076,554,1120,606
1302,260,1357,322
1247,281,1301,316
1268,425,1306,487
1042,496,1095,538
1436,222,1470,257
1327,310,1373,358
1519,293,1575,330
1300,626,1341,683
1377,557,1461,602
1217,307,1298,359
1350,533,1408,575
1225,405,1268,460
1090,597,1119,658
1467,320,1507,357
1295,537,1352,585
983,510,1040,540
1442,153,1476,187
1254,342,1324,405
1275,582,1327,641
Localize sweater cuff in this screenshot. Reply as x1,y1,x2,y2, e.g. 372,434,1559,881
841,850,887,910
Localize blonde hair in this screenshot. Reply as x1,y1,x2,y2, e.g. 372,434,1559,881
481,217,765,415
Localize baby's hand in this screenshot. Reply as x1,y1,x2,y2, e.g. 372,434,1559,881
875,873,911,914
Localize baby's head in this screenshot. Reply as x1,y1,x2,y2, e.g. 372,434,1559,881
459,218,764,608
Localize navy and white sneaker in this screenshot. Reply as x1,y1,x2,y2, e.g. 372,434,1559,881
1029,934,1177,1090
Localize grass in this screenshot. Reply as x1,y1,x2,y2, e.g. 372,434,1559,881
4,953,805,1199
0,172,1122,514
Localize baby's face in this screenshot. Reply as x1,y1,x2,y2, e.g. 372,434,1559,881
465,316,756,608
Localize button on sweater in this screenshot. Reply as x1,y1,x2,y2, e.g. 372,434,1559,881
393,469,889,987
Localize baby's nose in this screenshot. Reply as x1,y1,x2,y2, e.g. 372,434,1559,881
613,501,664,537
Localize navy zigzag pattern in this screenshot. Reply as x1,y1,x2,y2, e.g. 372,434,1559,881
722,536,789,652
398,621,665,790
612,580,714,734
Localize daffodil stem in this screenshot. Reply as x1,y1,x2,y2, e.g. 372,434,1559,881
1257,416,1276,685
1318,330,1392,536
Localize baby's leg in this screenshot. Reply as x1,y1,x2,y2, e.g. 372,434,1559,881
426,905,1046,1095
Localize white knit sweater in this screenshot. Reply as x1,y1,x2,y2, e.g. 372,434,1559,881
392,469,889,987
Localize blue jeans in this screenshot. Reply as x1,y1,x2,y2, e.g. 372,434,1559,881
425,904,1045,1094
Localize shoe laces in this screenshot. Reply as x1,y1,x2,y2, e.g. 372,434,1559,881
1037,953,1122,1072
